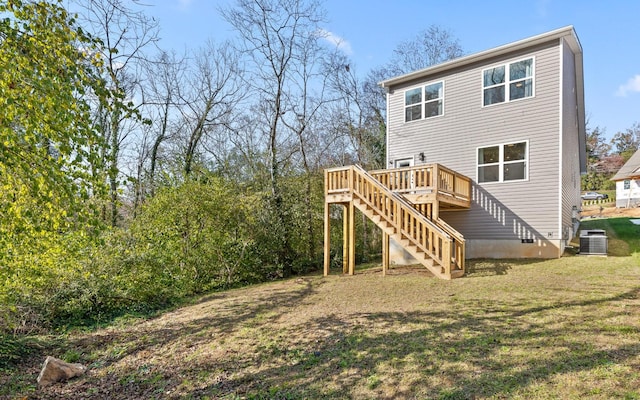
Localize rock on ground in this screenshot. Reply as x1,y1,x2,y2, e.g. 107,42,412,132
37,356,86,388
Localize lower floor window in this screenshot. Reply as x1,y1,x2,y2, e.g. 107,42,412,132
478,141,527,183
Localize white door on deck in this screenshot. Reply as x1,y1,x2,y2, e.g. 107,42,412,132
394,158,414,191
394,158,414,168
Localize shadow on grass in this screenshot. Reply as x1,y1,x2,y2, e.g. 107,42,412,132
465,258,543,277
19,278,640,399
11,278,323,399
192,286,640,399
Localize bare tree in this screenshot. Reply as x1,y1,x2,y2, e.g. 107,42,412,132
390,25,464,75
77,0,159,226
362,25,464,163
145,51,185,194
128,50,186,214
221,0,325,276
279,30,334,262
177,41,243,177
326,52,384,169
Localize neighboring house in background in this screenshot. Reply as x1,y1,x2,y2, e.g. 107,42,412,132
611,149,640,208
380,25,586,259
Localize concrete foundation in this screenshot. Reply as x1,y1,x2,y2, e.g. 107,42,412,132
389,237,563,265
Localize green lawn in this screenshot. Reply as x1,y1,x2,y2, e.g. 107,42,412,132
1,219,639,399
579,217,640,255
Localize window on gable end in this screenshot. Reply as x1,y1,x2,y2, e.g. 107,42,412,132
404,81,444,122
483,57,534,106
405,88,422,122
424,81,443,118
483,66,505,106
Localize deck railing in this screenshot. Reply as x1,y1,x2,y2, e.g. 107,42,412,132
369,164,471,205
326,167,351,194
325,165,464,277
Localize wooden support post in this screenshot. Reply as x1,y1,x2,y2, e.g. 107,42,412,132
443,239,452,279
348,199,355,275
342,204,349,274
323,200,331,276
432,200,439,221
382,231,389,276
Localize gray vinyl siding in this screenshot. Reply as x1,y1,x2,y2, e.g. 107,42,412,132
560,38,582,243
387,40,562,242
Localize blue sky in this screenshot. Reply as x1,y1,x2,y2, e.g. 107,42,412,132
149,0,640,140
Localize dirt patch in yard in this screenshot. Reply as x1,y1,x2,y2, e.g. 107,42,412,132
580,203,640,219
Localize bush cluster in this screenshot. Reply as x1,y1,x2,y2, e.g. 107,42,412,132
0,176,312,333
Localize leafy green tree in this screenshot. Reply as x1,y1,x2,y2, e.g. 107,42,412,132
586,125,610,166
0,0,128,333
610,122,640,161
80,176,267,316
581,171,607,191
0,0,107,236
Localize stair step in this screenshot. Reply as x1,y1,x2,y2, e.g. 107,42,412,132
344,169,465,279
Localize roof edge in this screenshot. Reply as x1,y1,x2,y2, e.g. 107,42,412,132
612,149,640,181
380,26,581,89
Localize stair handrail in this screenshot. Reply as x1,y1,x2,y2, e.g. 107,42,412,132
368,166,466,272
353,165,450,239
435,217,465,272
352,165,454,275
435,217,464,243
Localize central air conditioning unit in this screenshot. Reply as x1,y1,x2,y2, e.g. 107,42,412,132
579,229,607,255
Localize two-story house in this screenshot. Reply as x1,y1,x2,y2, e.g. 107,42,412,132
323,26,585,279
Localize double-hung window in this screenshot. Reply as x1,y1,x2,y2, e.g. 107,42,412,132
405,88,422,121
478,141,528,183
424,81,443,118
483,58,534,106
404,81,444,122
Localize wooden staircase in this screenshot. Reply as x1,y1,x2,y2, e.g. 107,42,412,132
323,164,471,280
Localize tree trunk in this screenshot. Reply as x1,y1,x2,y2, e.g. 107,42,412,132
108,110,120,227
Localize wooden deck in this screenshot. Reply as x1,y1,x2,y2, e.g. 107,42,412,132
368,164,471,210
323,164,472,280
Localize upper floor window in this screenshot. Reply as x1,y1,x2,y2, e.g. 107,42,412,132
405,88,422,121
483,58,534,106
478,141,528,183
404,81,444,122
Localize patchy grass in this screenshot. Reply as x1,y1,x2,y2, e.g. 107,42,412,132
2,230,640,399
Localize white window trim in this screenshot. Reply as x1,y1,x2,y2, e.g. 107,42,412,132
424,80,445,119
404,87,422,122
403,80,445,123
481,56,535,108
476,140,529,184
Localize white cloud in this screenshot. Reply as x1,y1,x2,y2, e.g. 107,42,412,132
318,29,353,55
177,0,192,10
536,0,550,18
616,75,640,97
